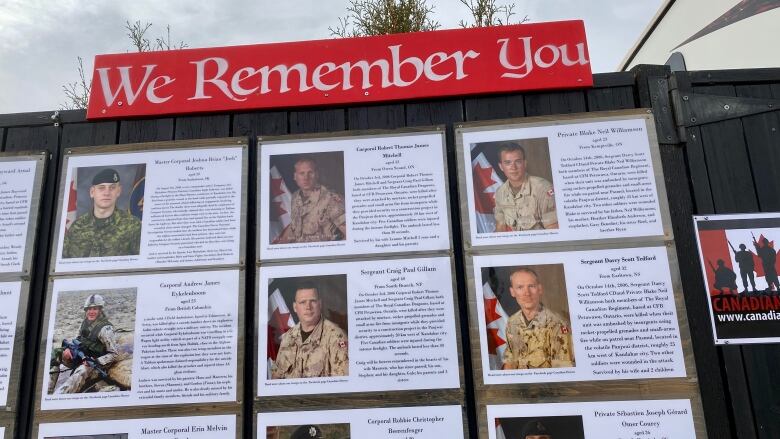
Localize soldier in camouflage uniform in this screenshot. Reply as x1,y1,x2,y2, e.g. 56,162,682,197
502,267,574,369
62,167,142,258
49,294,119,393
275,158,346,244
272,283,349,379
493,143,557,232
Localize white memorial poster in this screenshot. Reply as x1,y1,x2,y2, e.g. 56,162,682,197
0,159,38,273
488,399,696,439
41,270,239,410
258,256,460,396
259,131,450,260
258,405,463,439
473,246,685,385
53,146,244,273
460,115,665,246
0,281,21,406
37,414,236,438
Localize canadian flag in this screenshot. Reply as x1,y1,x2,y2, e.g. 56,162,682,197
483,281,509,370
268,288,295,378
471,147,503,233
269,165,292,241
65,173,78,231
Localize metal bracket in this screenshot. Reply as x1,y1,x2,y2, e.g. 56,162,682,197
647,75,679,144
671,90,780,129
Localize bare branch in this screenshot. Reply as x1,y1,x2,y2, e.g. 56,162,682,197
125,20,152,52
60,56,90,110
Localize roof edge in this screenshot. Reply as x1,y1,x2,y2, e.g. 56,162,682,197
618,0,677,71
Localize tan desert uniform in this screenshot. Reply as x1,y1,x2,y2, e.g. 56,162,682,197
286,185,346,242
494,175,557,231
272,318,349,379
55,321,119,393
503,306,574,369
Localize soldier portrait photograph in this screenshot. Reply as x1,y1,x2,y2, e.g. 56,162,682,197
482,264,575,370
267,274,349,379
266,423,350,439
470,138,558,234
47,288,135,395
268,152,347,245
62,164,145,259
496,415,584,439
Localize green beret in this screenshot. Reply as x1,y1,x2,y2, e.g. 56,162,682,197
290,425,323,439
92,168,120,185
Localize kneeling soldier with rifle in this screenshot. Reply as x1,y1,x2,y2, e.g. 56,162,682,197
49,294,120,393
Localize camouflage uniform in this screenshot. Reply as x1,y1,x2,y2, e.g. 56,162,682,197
62,209,141,258
503,306,574,369
272,318,348,379
54,313,119,393
494,176,557,231
283,185,346,243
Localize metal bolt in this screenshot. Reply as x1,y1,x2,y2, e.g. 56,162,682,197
682,95,689,101
691,117,697,123
723,104,730,110
666,136,672,141
118,101,123,106
364,91,369,96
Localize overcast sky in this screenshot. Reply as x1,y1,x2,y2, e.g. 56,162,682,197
0,0,663,114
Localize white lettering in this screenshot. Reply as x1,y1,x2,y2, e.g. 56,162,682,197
390,45,424,87
498,37,533,79
189,57,242,101
96,64,159,106
258,64,312,94
423,52,452,81
338,59,391,90
560,42,589,66
312,62,339,91
145,75,175,103
534,44,560,68
231,67,260,96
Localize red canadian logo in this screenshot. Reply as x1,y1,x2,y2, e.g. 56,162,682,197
87,21,591,119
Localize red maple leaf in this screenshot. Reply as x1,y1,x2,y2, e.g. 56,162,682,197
484,297,502,323
272,200,288,218
486,328,505,356
267,324,280,360
473,164,497,214
270,176,286,198
269,308,291,331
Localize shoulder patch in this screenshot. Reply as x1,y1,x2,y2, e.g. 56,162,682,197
338,339,348,349
561,326,569,334
547,188,555,197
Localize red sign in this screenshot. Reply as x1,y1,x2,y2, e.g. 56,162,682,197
87,21,591,119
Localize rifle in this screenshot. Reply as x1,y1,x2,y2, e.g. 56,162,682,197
752,232,759,246
60,339,109,380
728,240,736,253
708,259,716,273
